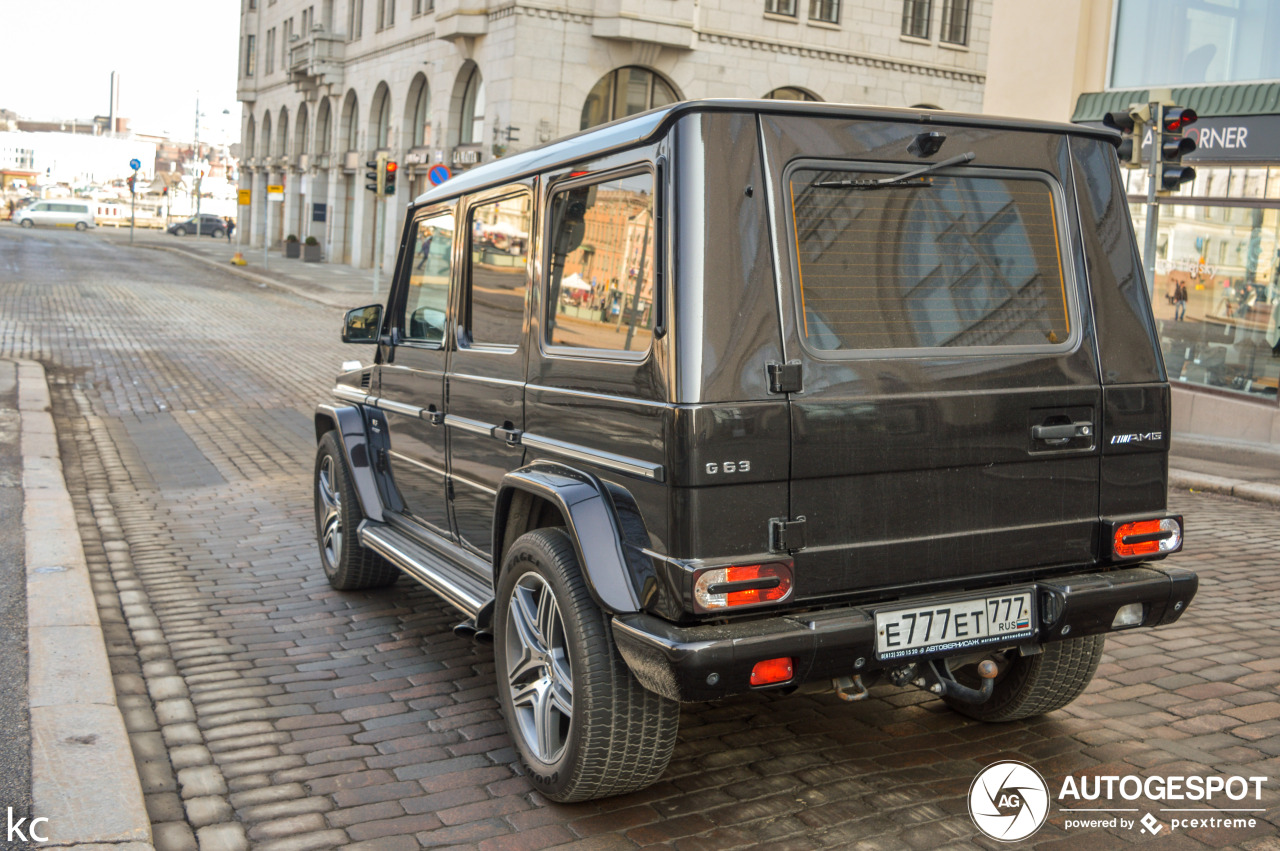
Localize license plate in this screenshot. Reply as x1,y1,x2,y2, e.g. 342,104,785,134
875,591,1036,661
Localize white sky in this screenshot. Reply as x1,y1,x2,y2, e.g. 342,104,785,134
0,0,242,143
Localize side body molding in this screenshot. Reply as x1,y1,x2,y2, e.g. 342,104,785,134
315,404,384,523
495,462,651,614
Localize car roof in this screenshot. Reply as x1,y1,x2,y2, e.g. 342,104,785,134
412,98,1119,208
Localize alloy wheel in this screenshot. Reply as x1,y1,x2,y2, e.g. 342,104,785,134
504,572,573,763
317,454,342,567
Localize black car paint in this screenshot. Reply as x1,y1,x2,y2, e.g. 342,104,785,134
318,100,1193,701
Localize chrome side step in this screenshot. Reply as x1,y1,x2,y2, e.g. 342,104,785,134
359,522,493,619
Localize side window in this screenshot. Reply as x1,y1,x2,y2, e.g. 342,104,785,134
402,211,455,344
464,192,531,348
546,171,655,355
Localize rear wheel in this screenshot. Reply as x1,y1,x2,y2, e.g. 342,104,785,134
19,219,33,228
212,228,224,239
174,226,187,236
313,431,398,590
495,528,678,802
74,221,87,231
944,634,1106,722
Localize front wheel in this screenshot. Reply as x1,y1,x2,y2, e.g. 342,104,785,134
19,219,33,228
314,431,398,590
495,528,678,802
944,634,1106,722
74,221,88,231
211,228,224,239
173,226,187,236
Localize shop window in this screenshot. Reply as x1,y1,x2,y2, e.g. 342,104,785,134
546,171,656,355
902,0,931,38
465,193,530,348
580,67,679,131
1111,0,1280,88
939,0,970,45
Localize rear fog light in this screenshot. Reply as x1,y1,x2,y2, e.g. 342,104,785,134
750,657,794,686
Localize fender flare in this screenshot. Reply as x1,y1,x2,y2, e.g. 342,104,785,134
315,404,384,523
495,461,654,614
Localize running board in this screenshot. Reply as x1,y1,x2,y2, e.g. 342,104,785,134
359,522,493,619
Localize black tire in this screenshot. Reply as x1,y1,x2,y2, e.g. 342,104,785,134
75,221,88,231
19,219,33,228
212,228,224,239
944,634,1106,722
495,528,678,802
174,226,187,236
313,431,398,590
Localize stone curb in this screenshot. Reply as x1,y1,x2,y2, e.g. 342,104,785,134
130,242,353,310
1169,467,1280,507
15,359,155,850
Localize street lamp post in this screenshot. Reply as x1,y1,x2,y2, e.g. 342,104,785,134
194,94,203,234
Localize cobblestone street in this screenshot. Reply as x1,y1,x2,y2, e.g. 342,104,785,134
2,227,1279,850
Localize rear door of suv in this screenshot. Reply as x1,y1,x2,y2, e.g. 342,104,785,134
764,116,1103,604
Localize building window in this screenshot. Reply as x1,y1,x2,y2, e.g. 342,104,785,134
810,0,840,24
373,87,391,149
939,0,970,45
248,0,257,9
902,0,931,38
459,66,485,145
317,100,331,153
580,67,679,131
377,0,394,29
412,80,431,147
765,0,796,15
244,34,256,77
1111,0,1280,88
265,28,276,74
412,0,434,15
348,0,363,39
765,87,820,101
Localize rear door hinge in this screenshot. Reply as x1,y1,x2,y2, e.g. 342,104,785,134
770,516,807,553
767,361,803,394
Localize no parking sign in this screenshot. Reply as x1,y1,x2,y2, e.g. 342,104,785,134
428,164,451,186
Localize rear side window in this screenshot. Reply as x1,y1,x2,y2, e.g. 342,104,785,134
788,165,1072,353
545,170,655,355
464,192,530,348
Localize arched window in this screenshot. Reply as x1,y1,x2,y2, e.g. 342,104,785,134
341,90,359,151
410,75,431,147
580,67,678,130
261,112,273,160
277,106,289,157
458,65,485,145
372,84,391,149
765,86,820,102
245,114,257,159
316,99,332,154
295,103,310,156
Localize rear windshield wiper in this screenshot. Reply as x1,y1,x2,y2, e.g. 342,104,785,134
811,151,976,190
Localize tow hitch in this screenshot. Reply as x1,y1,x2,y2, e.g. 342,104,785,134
887,658,1000,705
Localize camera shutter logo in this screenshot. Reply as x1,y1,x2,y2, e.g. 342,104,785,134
968,760,1051,842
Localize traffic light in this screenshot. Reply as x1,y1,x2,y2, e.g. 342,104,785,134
126,175,135,194
1157,105,1198,192
384,160,397,197
1103,105,1148,168
366,152,390,195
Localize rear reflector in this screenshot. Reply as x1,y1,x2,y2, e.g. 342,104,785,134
1113,518,1182,559
750,657,794,686
693,563,793,612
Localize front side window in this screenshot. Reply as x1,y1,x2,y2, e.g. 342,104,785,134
766,0,796,15
788,166,1071,353
810,0,840,24
546,171,655,355
465,193,530,347
902,0,931,38
940,0,970,45
403,212,455,344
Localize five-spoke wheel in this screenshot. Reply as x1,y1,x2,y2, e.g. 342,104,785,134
504,572,574,764
313,431,397,590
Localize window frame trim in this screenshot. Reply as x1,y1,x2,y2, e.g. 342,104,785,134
541,163,661,363
781,158,1083,361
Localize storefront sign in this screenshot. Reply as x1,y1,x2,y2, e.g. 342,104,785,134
451,144,482,170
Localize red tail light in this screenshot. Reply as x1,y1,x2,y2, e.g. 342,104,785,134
750,657,794,686
1113,518,1182,559
693,563,793,612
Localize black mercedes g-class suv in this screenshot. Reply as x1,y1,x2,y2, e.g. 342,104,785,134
314,100,1196,802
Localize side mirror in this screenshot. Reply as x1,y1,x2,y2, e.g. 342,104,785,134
342,304,383,344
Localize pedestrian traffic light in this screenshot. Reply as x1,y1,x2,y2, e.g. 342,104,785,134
384,160,397,197
1158,105,1198,192
1103,105,1148,168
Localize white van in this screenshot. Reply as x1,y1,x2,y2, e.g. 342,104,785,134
15,200,96,230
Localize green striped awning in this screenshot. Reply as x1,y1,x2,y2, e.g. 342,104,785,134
1072,82,1280,123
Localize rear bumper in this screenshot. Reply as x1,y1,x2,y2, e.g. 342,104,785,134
611,564,1198,702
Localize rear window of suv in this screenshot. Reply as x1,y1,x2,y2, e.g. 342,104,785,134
787,165,1072,353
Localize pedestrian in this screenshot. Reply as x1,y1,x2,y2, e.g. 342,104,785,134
1174,281,1188,321
225,217,235,243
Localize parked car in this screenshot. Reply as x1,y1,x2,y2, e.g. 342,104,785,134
14,200,95,230
312,99,1197,802
167,213,226,237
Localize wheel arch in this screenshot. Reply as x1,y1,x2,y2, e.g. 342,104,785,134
494,461,655,618
315,404,384,523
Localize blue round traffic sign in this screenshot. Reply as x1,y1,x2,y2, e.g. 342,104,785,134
428,164,451,186
129,158,141,171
